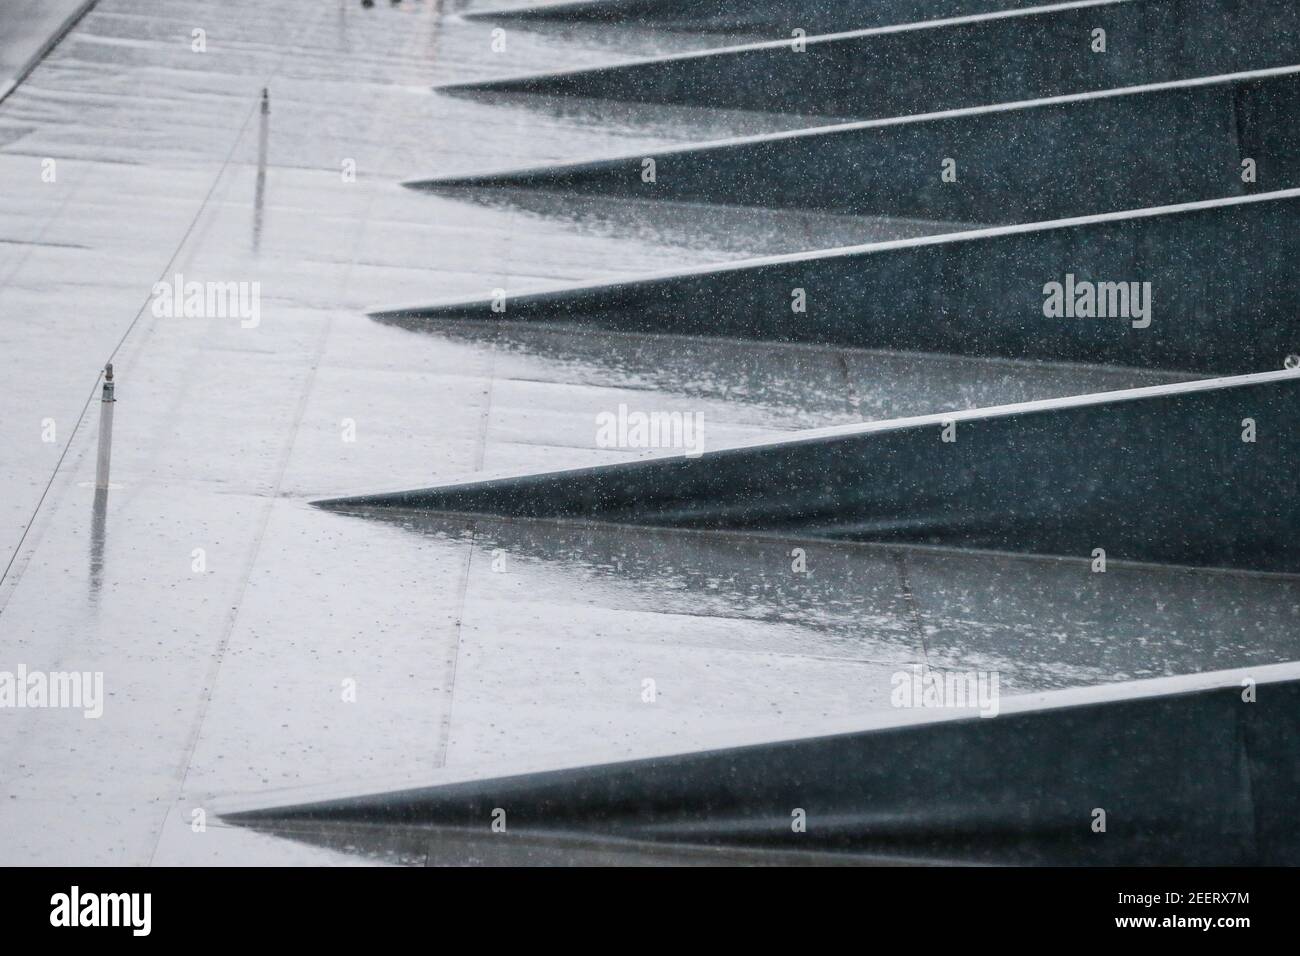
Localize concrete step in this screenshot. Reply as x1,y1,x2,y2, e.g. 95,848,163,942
415,67,1300,225
375,190,1300,375
441,0,1300,120
461,0,1049,35
317,370,1300,573
222,661,1300,865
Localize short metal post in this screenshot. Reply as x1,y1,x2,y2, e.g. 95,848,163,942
95,364,115,491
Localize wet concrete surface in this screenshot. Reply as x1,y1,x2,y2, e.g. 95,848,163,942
0,0,96,103
0,0,1296,866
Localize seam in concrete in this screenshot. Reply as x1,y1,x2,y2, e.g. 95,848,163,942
0,0,100,108
435,524,477,769
893,551,934,672
150,310,336,866
142,1,344,864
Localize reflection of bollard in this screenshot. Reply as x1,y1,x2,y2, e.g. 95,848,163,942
254,89,269,253
95,364,115,491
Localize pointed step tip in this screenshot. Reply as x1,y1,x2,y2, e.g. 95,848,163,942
403,173,519,191
310,496,357,512
311,491,420,512
458,4,588,23
402,176,473,190
367,299,500,325
366,305,437,325
434,72,580,97
311,487,473,514
457,7,521,21
431,79,500,96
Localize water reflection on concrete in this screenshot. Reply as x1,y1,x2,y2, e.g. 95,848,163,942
236,819,890,866
88,486,107,605
375,319,1187,431
432,89,847,140
409,187,967,258
253,89,269,254
340,509,1300,693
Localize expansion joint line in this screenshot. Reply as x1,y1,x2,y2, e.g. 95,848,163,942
435,525,477,769
894,551,935,672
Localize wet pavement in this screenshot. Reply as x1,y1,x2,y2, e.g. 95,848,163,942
0,0,95,102
0,0,1297,866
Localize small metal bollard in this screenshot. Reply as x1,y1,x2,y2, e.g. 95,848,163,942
1285,354,1300,371
95,364,115,491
